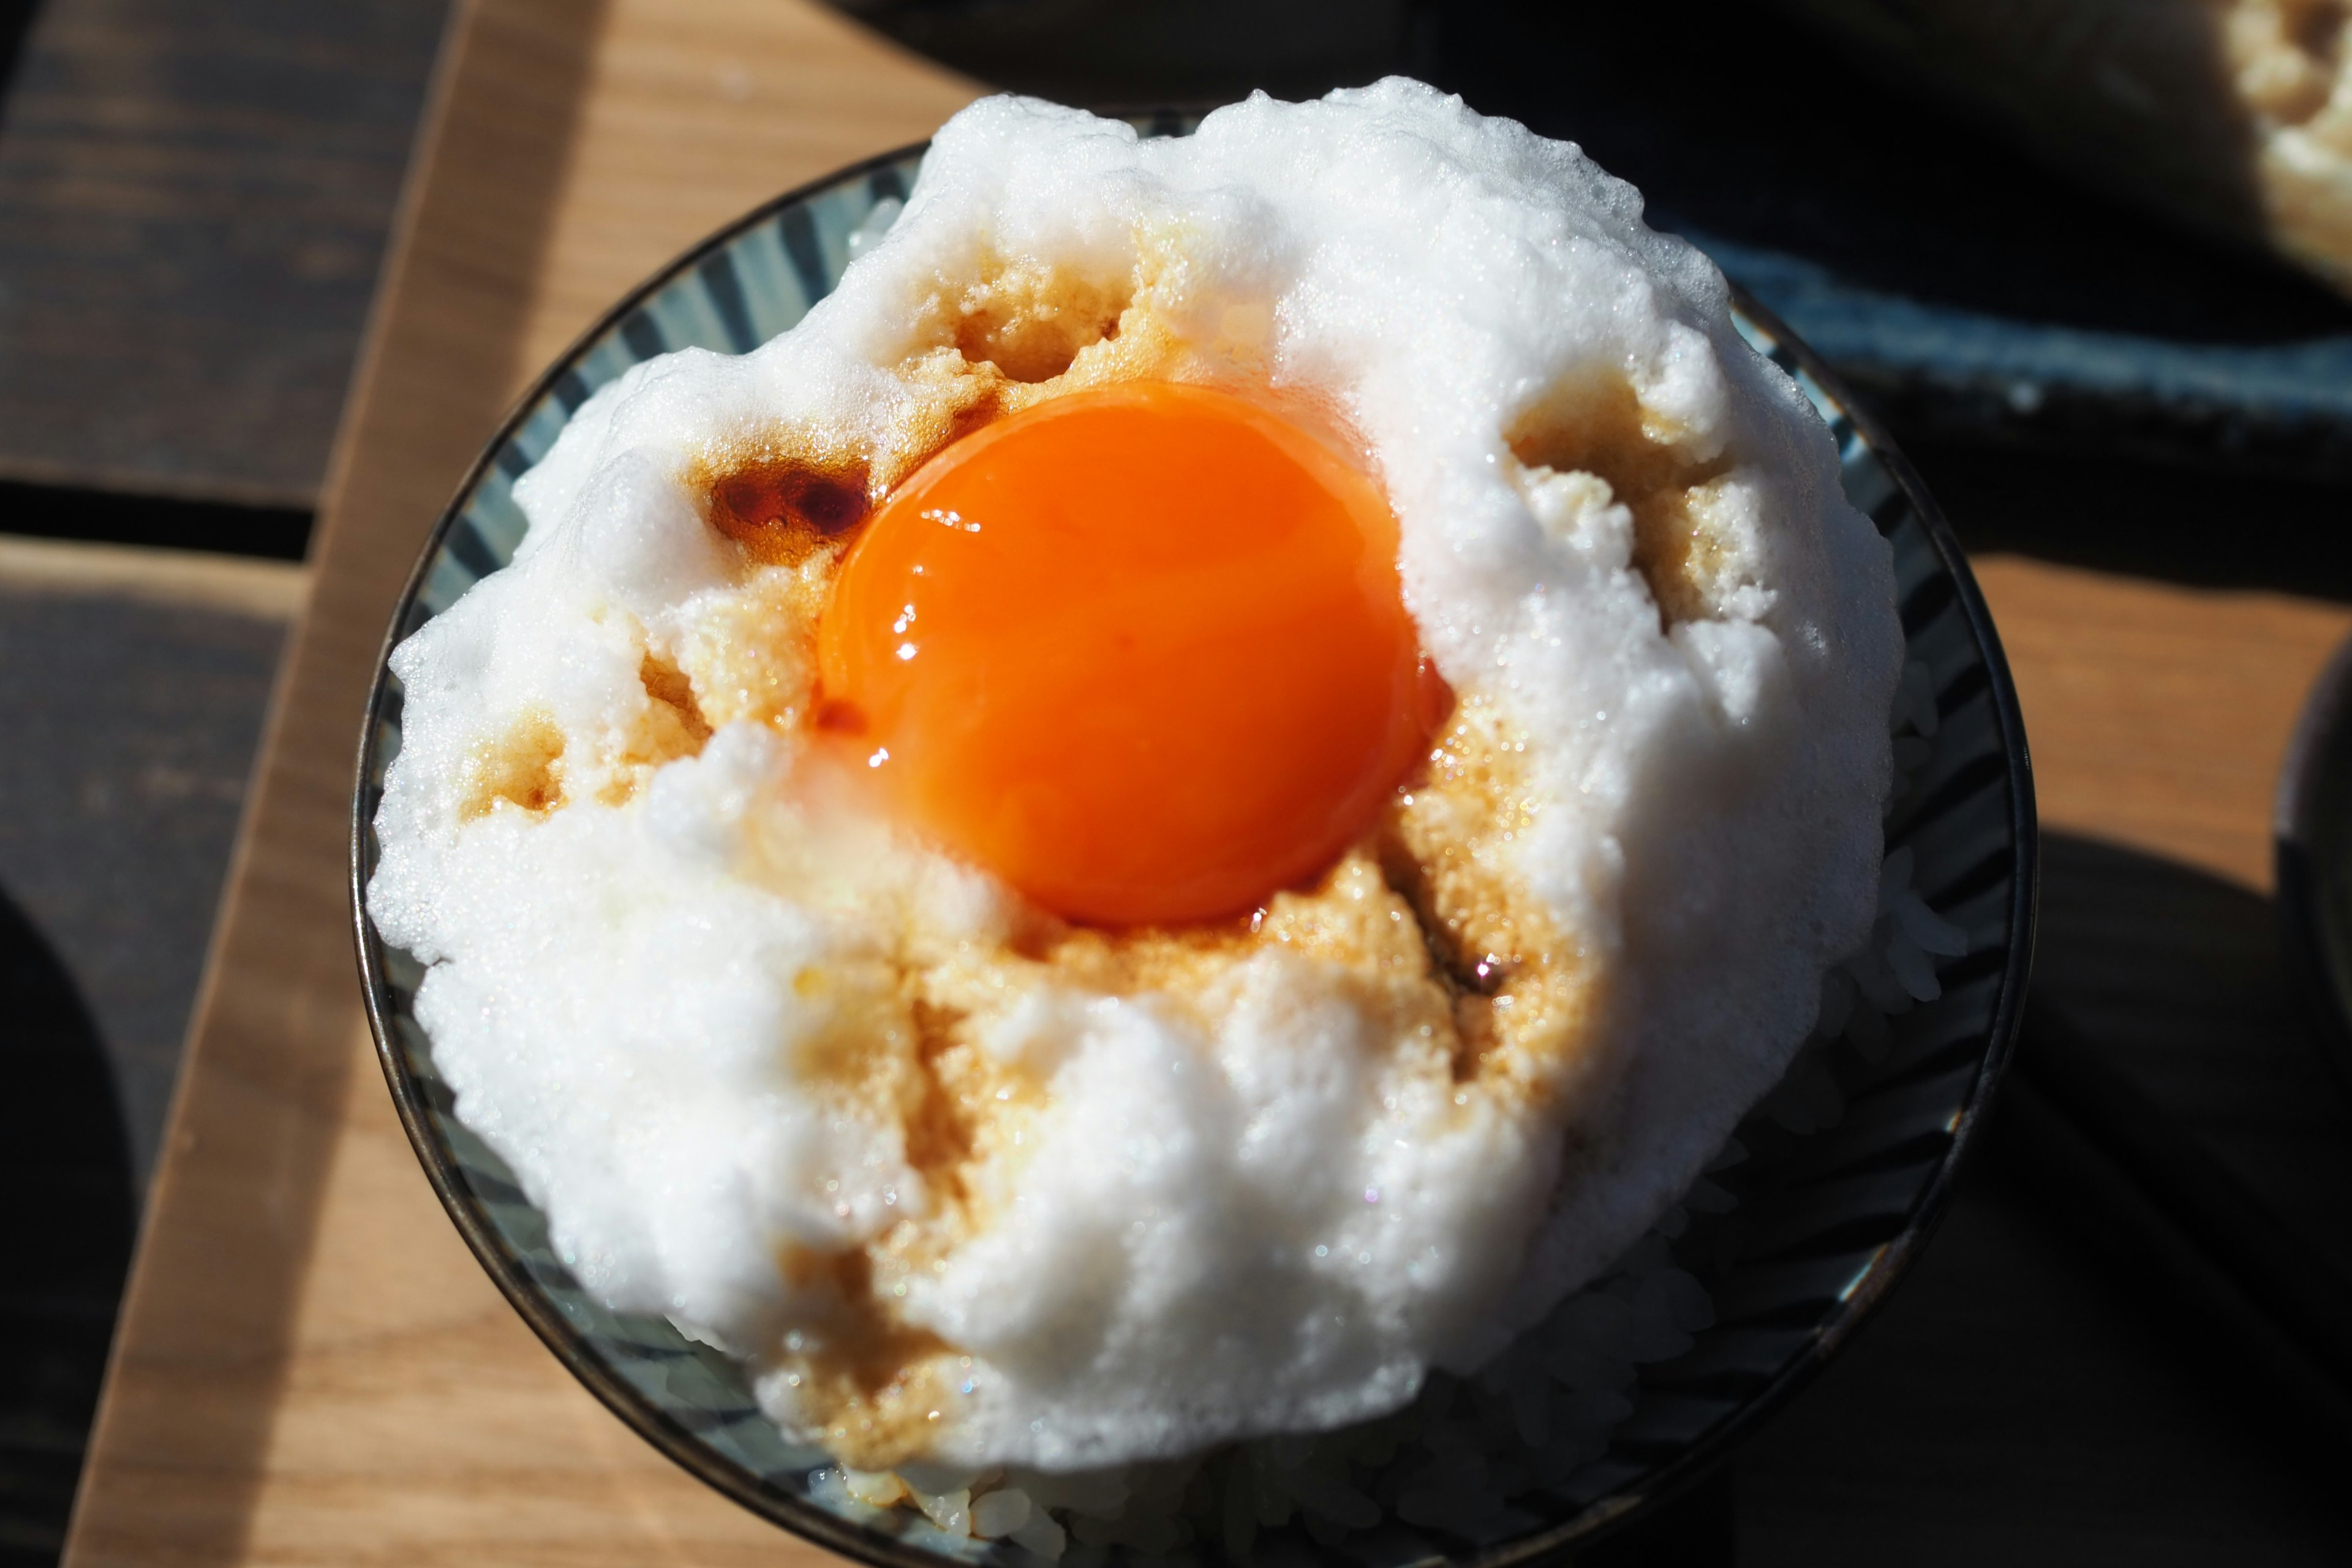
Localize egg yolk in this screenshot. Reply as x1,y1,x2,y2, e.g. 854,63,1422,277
816,381,1441,927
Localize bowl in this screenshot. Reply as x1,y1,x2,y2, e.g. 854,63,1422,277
350,120,2037,1566
2276,630,2352,1091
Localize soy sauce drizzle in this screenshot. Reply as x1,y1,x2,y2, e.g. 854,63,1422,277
707,456,872,566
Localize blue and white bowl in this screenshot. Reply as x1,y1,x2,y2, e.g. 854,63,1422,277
352,122,2035,1567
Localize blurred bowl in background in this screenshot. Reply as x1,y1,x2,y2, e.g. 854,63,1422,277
2277,628,2352,1091
1769,0,2352,300
829,0,1423,103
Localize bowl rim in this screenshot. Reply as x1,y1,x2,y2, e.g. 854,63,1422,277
349,135,2039,1566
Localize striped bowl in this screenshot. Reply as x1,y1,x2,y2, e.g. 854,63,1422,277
352,123,2036,1568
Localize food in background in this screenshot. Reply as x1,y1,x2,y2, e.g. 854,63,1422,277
1776,0,2352,296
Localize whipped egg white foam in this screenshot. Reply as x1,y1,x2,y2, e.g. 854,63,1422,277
368,80,1901,1472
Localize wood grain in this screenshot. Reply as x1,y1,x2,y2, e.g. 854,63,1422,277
0,535,306,619
243,1016,792,1566
53,0,2351,1561
0,0,448,507
1972,556,2352,894
519,0,986,380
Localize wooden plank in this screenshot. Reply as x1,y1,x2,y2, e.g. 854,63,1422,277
0,546,300,1186
518,0,990,380
1972,556,2352,894
58,0,974,1561
0,535,306,619
0,0,450,508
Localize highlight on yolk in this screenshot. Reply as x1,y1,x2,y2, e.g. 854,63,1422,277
816,381,1444,927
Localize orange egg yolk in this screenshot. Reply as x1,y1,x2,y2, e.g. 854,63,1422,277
815,381,1442,927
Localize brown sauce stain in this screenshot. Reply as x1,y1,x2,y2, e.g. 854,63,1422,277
772,967,1046,1468
456,709,565,821
686,232,1234,600
811,696,868,737
706,454,873,568
771,1243,959,1471
944,255,1131,385
588,652,720,809
1381,697,1597,1096
902,1000,979,1205
1508,372,1733,625
633,650,712,756
671,560,837,733
456,660,718,821
783,958,914,1112
1022,915,1261,1012
1376,835,1505,1000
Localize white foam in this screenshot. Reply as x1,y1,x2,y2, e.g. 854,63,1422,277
368,80,1900,1471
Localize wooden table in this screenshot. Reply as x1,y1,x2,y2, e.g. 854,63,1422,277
0,0,448,508
56,1,2352,1562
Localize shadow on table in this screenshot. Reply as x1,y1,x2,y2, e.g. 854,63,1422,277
1736,832,2352,1566
0,0,37,100
0,883,132,1568
2009,835,2352,1434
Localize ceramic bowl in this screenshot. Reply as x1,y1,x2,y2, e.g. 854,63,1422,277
351,122,2037,1567
2277,631,2352,1090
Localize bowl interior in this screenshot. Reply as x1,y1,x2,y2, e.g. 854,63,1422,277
353,125,2035,1568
